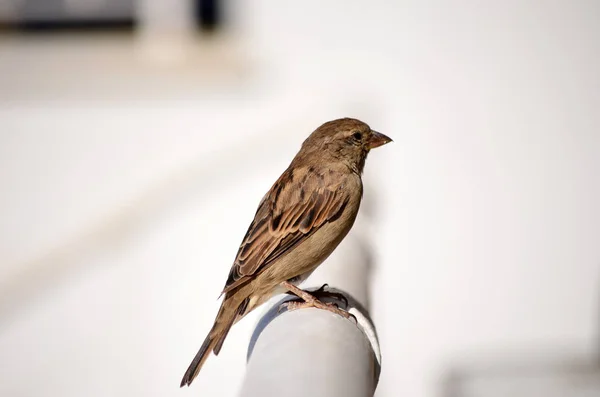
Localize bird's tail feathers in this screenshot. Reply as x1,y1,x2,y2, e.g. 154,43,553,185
179,332,217,387
179,296,248,387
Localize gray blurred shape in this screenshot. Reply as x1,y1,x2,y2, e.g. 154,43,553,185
1,0,134,21
443,354,600,397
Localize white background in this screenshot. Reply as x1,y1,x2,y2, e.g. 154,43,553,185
0,1,599,396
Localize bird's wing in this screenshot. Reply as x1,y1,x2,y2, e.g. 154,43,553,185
221,166,350,294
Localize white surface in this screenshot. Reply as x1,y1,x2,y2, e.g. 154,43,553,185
1,1,599,397
242,310,377,397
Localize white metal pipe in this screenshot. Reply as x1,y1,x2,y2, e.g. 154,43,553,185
240,215,381,397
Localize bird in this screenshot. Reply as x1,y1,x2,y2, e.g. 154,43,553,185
180,117,392,387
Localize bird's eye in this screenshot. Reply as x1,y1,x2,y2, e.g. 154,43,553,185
352,132,362,140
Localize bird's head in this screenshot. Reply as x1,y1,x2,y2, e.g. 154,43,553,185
299,118,392,174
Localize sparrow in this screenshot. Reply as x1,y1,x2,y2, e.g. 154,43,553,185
180,117,392,387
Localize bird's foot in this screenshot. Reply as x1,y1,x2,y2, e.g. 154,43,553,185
310,284,349,308
283,296,354,320
285,283,348,307
279,280,355,321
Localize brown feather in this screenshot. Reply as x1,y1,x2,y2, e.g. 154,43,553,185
180,295,245,387
181,118,392,387
221,166,351,295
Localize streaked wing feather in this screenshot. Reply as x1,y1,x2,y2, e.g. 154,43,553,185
221,167,349,294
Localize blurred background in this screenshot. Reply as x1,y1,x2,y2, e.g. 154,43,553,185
0,1,599,396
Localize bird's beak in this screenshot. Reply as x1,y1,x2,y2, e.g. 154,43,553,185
368,131,393,149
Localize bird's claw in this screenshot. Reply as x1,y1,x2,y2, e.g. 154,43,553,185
310,284,349,308
282,297,354,320
278,300,293,314
313,283,329,294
